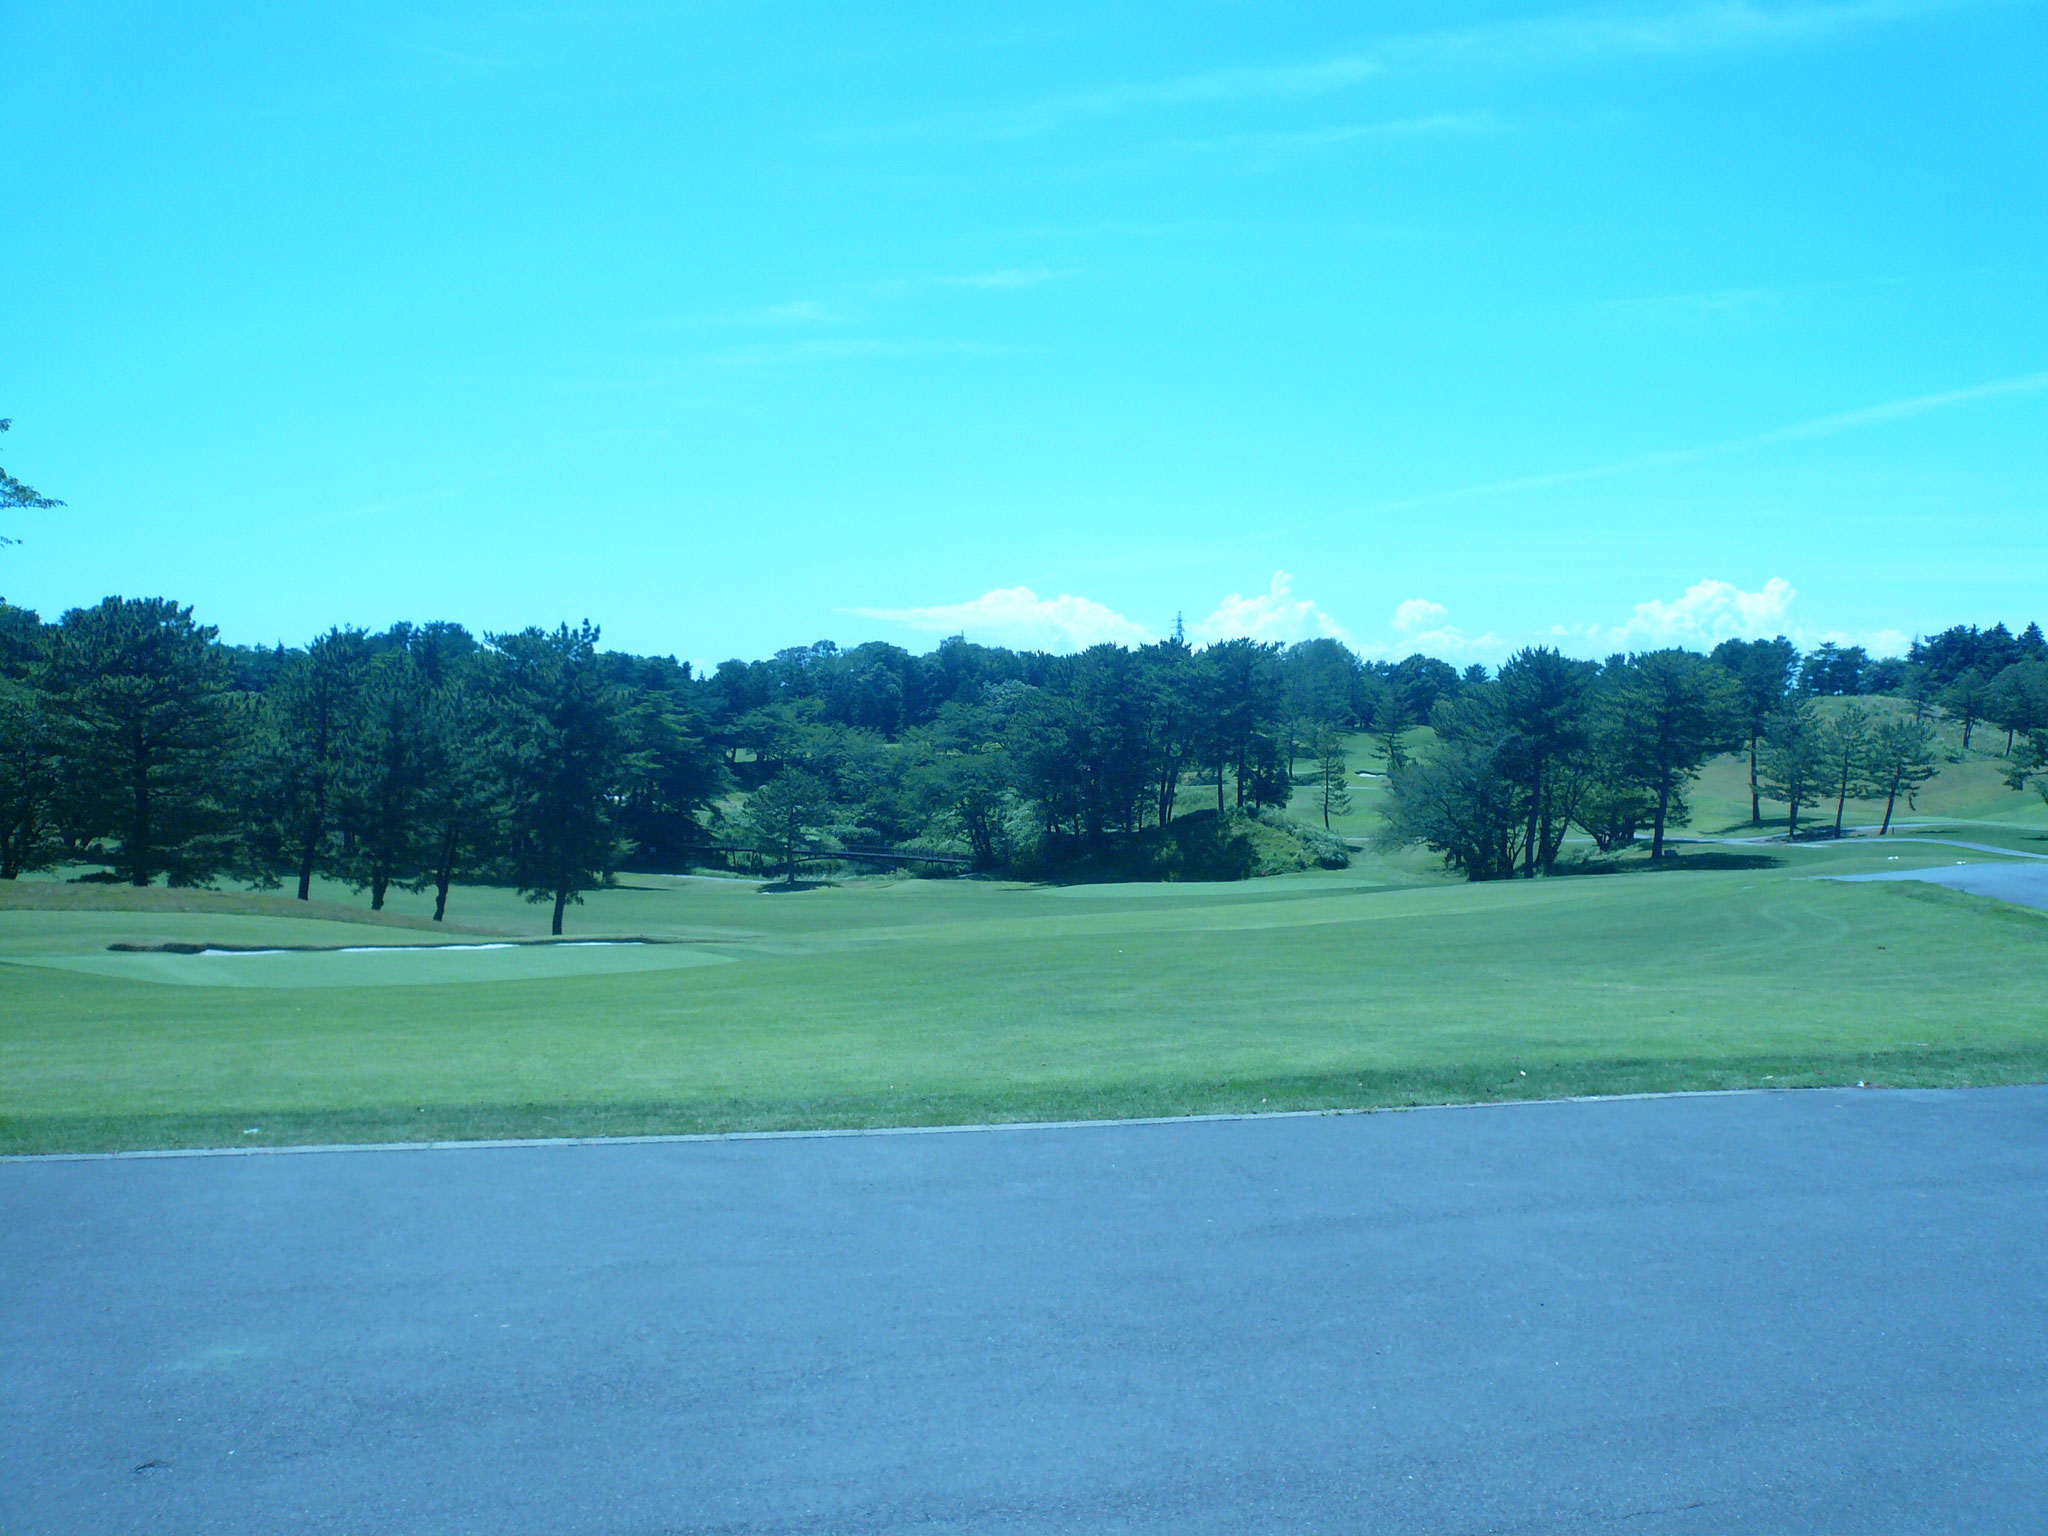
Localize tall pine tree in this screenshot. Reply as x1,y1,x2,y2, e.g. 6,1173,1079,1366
51,597,239,885
490,623,627,934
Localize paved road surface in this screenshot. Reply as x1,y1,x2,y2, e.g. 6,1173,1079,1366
1829,859,2048,910
5,1089,2046,1535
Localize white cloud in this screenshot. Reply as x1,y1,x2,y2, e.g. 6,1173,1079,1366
1614,577,1797,644
847,569,1352,653
845,587,1152,652
1190,570,1352,645
1391,598,1449,633
1405,625,1506,662
1382,599,1503,661
1809,626,1913,657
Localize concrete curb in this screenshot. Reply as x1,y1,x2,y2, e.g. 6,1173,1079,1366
1,1085,1884,1165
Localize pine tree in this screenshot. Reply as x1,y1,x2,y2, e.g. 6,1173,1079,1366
50,597,240,885
1596,650,1742,860
414,652,499,923
741,768,835,886
1314,726,1352,830
1869,716,1938,835
1941,669,1991,750
256,628,371,899
1710,636,1797,823
339,648,431,910
490,622,627,934
0,603,59,878
1818,703,1873,837
1758,702,1826,839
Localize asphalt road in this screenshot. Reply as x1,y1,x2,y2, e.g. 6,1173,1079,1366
5,1088,2046,1535
1830,858,2048,911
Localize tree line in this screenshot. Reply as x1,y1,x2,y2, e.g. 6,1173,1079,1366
1383,625,2048,880
3,595,2044,913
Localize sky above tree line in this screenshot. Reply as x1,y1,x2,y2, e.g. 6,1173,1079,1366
3,0,2043,667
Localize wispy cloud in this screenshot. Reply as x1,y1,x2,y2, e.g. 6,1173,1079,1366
1377,368,2048,512
701,337,1020,369
934,268,1062,290
761,299,838,324
1596,286,1785,318
1175,111,1509,160
943,0,2000,137
1757,371,2048,441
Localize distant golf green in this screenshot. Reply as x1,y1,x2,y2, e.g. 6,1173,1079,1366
6,762,2048,1154
9,937,731,990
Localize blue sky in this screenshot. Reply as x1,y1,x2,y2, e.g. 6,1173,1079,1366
4,0,2044,665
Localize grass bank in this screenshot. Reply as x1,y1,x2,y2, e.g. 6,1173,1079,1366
6,835,2046,1154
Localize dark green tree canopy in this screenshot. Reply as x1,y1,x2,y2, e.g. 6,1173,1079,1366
12,590,2048,895
49,597,238,886
489,622,629,934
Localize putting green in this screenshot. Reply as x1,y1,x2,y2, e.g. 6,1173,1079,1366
4,940,734,989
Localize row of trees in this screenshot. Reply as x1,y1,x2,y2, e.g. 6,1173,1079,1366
1378,639,1959,880
0,601,1380,902
0,601,718,931
4,593,2043,905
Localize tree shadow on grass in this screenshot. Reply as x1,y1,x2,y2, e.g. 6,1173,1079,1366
1659,849,1786,871
757,879,839,894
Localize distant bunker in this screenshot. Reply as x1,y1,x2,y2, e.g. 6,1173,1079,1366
17,938,734,989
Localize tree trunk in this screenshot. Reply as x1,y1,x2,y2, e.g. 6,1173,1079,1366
1749,731,1762,824
296,817,320,901
1523,760,1541,878
1833,761,1850,836
1651,779,1670,861
1881,777,1899,835
128,743,152,886
433,825,457,922
371,870,388,911
551,885,568,936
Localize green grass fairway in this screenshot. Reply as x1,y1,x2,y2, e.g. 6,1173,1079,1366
6,822,2048,1153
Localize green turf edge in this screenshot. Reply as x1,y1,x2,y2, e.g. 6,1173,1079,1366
9,1046,2046,1156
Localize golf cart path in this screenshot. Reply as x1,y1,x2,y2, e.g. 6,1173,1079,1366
1824,859,2048,910
1678,830,2048,859
5,1087,2045,1534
